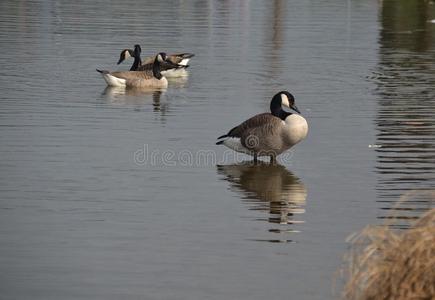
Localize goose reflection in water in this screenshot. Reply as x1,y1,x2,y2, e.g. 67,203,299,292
217,162,307,241
101,87,168,112
166,73,189,88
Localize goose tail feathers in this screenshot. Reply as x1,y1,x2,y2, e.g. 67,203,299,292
96,69,109,74
180,53,195,59
216,134,229,145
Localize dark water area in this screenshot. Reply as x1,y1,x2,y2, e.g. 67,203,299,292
374,1,435,228
0,0,434,299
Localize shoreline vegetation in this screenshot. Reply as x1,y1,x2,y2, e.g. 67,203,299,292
338,192,435,300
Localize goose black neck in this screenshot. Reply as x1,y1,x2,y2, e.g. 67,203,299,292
270,95,291,120
130,56,142,71
271,108,291,120
152,57,163,79
277,109,291,120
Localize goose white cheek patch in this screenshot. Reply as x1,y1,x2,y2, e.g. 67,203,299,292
281,94,290,108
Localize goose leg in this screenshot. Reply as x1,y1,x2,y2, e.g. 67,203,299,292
253,154,258,164
270,155,276,164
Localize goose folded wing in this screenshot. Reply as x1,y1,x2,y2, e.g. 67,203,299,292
227,113,279,138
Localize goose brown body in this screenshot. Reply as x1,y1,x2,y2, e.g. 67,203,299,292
97,52,173,88
99,70,168,88
223,113,308,156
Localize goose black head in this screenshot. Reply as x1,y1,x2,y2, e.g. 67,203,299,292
153,52,184,79
117,45,142,65
117,49,133,64
155,52,182,68
156,52,167,63
133,44,142,56
270,91,300,120
152,53,168,79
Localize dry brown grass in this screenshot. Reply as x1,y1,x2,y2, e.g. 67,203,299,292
339,194,435,300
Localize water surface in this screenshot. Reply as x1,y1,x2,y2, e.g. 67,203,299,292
0,0,434,299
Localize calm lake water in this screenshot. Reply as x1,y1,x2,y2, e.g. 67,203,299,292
0,0,434,299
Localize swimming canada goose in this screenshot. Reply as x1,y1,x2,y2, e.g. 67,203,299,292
117,47,194,77
216,91,308,162
96,53,179,88
141,52,194,66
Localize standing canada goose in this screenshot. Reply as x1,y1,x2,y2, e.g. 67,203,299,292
96,52,179,88
216,91,308,163
117,46,194,77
